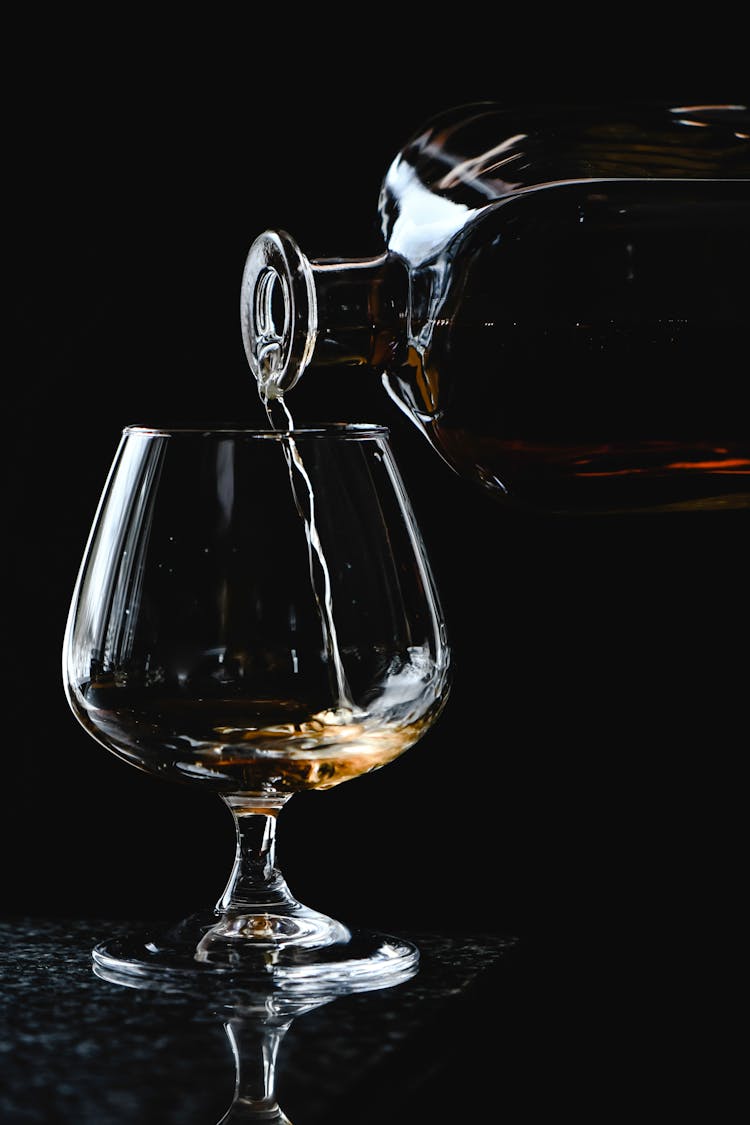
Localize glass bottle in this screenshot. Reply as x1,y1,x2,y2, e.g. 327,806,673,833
241,101,750,515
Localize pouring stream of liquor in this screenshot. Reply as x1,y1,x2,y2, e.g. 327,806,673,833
263,393,357,715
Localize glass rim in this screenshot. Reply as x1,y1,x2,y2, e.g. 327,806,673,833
122,422,390,440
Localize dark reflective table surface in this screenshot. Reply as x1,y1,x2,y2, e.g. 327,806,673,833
2,914,742,1121
1,919,525,1123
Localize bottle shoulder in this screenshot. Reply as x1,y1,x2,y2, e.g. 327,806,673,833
396,101,750,194
379,101,750,265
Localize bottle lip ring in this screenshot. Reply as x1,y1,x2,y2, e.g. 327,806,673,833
122,423,390,440
240,229,318,398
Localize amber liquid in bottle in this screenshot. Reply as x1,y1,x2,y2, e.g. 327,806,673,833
406,180,750,514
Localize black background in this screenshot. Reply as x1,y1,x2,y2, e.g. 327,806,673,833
4,17,747,1091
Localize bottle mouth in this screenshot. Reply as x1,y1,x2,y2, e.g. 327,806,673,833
240,230,318,399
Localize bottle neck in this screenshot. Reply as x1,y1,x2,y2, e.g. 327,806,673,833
308,253,407,370
240,230,407,401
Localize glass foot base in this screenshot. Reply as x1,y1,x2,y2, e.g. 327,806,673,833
92,911,419,997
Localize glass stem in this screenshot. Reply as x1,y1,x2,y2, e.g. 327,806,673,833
216,796,297,916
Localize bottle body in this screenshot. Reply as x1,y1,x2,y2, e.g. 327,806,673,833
241,102,750,514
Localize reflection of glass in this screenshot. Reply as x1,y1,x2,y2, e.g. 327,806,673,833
218,1015,296,1125
64,424,450,989
95,957,350,1124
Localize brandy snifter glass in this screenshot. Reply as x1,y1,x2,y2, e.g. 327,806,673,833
63,423,450,992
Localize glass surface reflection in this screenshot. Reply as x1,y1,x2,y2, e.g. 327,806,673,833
0,920,514,1122
93,958,377,1124
90,931,512,1124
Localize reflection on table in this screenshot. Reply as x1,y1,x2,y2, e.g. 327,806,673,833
0,919,516,1124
